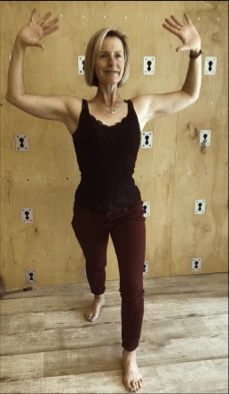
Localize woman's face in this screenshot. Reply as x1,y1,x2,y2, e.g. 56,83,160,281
94,36,125,86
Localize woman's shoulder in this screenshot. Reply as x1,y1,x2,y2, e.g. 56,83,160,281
66,96,84,114
64,96,84,135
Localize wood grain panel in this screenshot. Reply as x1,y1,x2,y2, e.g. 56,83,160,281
0,1,228,288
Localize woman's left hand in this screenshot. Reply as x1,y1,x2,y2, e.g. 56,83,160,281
162,13,201,52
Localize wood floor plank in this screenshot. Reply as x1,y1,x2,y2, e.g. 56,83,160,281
0,273,227,393
1,285,228,315
1,306,227,355
1,273,227,302
1,293,228,335
0,359,228,393
0,336,227,381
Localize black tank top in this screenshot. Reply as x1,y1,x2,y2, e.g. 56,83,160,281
72,99,142,212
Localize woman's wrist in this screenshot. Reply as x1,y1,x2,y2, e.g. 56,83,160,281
190,44,202,55
189,47,203,59
15,35,28,51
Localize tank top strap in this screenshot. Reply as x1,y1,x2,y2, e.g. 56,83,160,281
81,99,88,111
125,98,137,118
79,99,90,120
124,99,141,131
125,99,134,112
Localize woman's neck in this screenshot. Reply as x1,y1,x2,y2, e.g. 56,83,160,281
94,86,120,106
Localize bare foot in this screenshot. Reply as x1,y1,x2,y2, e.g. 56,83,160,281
122,350,143,392
84,294,106,322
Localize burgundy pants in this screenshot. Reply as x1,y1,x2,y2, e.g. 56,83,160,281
71,198,146,352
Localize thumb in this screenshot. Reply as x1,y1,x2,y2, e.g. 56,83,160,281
34,42,44,50
176,45,189,52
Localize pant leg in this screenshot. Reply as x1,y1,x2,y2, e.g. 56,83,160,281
71,200,109,295
110,201,146,351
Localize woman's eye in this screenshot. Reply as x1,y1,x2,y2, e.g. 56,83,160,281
99,54,122,58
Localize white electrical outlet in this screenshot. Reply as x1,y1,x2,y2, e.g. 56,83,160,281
192,258,202,272
15,134,28,151
26,270,36,283
200,130,211,147
204,57,217,75
143,261,149,275
78,56,85,75
141,131,153,148
195,200,206,214
21,208,33,223
143,57,155,75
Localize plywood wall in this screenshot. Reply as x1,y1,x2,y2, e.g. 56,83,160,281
0,1,228,289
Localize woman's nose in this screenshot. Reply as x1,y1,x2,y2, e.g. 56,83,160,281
108,56,116,66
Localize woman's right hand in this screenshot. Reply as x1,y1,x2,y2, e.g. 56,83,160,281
16,8,59,50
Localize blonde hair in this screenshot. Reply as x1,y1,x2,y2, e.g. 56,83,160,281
84,28,130,88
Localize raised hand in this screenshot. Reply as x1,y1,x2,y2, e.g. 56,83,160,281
16,8,59,50
162,13,201,52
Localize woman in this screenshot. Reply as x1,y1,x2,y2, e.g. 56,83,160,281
6,8,202,393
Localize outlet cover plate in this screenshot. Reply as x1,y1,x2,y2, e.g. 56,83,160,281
195,200,206,214
15,134,28,151
84,266,87,279
26,270,36,283
204,57,217,75
141,131,153,148
21,208,33,223
78,56,85,75
192,258,202,272
143,57,155,75
142,202,150,217
143,261,149,275
200,130,211,146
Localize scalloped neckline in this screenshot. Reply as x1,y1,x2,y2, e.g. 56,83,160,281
86,100,129,128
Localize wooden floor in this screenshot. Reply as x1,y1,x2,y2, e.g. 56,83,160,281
0,273,228,393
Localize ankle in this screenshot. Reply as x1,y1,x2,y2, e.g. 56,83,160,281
94,294,105,301
123,349,136,357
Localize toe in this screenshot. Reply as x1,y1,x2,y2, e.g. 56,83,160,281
85,312,92,321
131,382,137,392
138,379,142,389
128,383,134,392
